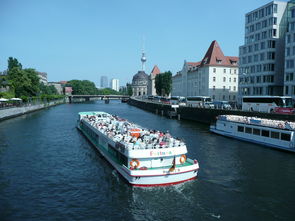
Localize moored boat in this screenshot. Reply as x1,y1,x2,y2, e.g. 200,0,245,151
210,115,295,152
77,111,199,186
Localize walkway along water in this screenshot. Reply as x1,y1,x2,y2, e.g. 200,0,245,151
0,99,65,121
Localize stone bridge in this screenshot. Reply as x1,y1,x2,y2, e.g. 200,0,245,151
67,95,130,103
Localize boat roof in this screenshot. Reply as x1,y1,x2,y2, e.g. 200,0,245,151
78,111,110,116
79,112,188,154
218,115,295,131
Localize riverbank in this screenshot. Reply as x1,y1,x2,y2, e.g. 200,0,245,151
128,97,295,124
0,99,65,121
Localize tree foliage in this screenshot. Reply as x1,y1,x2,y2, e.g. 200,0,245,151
127,83,133,96
97,88,121,95
155,71,172,96
5,57,60,99
8,57,22,71
8,68,40,97
39,82,58,95
66,80,97,95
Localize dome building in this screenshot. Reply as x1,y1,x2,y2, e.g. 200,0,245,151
132,71,149,96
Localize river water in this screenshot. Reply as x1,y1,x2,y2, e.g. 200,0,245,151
0,100,294,221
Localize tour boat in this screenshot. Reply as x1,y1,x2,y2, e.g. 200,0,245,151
77,111,199,186
210,115,295,152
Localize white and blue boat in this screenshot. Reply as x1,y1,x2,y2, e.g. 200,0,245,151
210,115,295,152
77,111,199,186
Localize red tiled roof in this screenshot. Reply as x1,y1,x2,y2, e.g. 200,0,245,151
59,81,68,85
187,62,201,67
151,65,161,75
65,87,73,93
200,40,238,67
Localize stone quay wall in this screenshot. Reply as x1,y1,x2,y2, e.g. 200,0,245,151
0,99,65,121
128,98,295,124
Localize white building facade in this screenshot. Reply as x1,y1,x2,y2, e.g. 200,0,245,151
110,78,119,91
37,72,48,85
284,1,295,98
172,40,239,102
238,1,288,103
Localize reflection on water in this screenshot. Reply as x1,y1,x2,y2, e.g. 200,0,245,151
0,100,294,220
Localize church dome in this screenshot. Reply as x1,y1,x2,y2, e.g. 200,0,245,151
132,71,148,85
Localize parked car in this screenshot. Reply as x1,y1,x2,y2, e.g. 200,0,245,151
213,101,232,109
160,97,170,104
204,102,214,108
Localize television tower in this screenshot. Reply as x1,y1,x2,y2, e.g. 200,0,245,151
141,36,146,71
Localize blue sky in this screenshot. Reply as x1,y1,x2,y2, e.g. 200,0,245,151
0,0,288,86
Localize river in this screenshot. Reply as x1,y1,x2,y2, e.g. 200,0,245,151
0,100,294,220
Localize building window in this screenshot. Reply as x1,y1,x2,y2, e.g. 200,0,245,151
213,68,216,73
229,77,231,82
223,86,226,91
272,29,277,37
213,86,215,90
213,77,216,82
273,4,277,13
287,34,291,43
224,69,226,74
222,95,226,100
286,86,289,95
223,77,226,82
234,77,236,82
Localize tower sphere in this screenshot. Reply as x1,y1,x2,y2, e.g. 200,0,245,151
141,52,147,62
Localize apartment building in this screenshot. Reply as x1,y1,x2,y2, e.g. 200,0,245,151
238,1,288,103
172,40,239,102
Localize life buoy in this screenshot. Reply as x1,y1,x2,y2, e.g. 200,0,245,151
130,159,140,169
180,154,186,164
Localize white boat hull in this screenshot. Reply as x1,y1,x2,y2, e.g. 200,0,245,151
210,125,295,153
78,125,199,186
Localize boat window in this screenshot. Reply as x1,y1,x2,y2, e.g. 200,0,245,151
261,130,270,137
237,126,244,132
281,133,291,141
253,128,260,135
245,127,252,134
271,131,280,139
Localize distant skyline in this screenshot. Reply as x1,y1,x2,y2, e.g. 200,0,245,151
0,0,289,86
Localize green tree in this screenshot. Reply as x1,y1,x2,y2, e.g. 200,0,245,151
155,74,162,96
97,88,121,95
8,68,40,97
127,83,133,96
39,82,58,95
8,57,22,71
66,80,98,95
155,71,172,96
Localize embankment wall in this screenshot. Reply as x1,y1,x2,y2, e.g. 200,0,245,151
128,98,295,124
0,100,65,121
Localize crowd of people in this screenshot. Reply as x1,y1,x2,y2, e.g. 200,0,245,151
84,114,185,150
